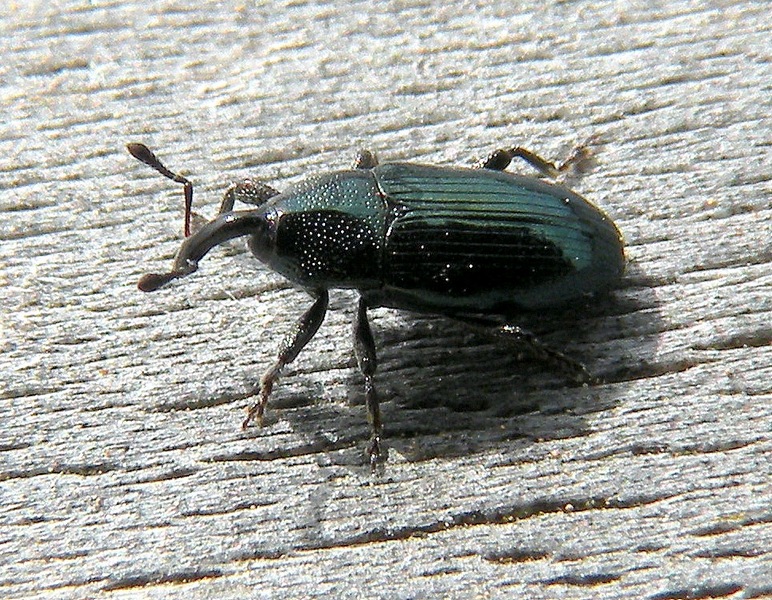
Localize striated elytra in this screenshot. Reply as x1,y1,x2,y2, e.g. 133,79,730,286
128,143,624,470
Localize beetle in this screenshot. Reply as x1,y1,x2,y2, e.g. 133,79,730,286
128,142,624,469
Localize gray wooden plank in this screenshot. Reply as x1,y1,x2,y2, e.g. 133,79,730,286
1,1,770,599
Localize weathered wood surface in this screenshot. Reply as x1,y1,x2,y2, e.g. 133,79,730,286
1,1,770,598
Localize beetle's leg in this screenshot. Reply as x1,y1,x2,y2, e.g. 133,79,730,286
497,324,593,384
353,296,382,470
242,290,329,429
218,179,280,214
478,146,592,179
353,150,379,170
478,147,560,177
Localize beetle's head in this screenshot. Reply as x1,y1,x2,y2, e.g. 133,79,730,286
128,143,278,292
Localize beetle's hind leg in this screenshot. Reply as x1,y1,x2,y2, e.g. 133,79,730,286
242,290,329,429
497,324,594,384
353,297,383,471
478,146,593,178
353,150,378,170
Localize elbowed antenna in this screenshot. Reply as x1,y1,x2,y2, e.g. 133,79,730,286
127,143,194,237
137,211,272,292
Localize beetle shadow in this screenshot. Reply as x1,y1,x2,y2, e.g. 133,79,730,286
324,260,664,466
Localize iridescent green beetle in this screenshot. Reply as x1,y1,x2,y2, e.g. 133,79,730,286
128,143,624,469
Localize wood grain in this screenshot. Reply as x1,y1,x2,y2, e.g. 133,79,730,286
1,1,770,598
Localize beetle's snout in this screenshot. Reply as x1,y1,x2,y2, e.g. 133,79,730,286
138,270,182,292
137,260,199,292
137,211,269,293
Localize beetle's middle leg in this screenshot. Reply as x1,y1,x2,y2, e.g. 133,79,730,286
478,146,592,178
242,290,329,429
353,296,382,470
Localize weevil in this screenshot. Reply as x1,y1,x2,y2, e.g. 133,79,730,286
128,142,624,469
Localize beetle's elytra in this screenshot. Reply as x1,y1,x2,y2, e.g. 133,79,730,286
128,143,624,469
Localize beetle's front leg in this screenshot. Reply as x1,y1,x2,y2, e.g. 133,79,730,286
242,290,329,429
498,324,594,384
353,296,382,470
218,179,280,214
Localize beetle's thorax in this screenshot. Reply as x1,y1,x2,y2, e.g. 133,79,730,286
253,170,388,289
